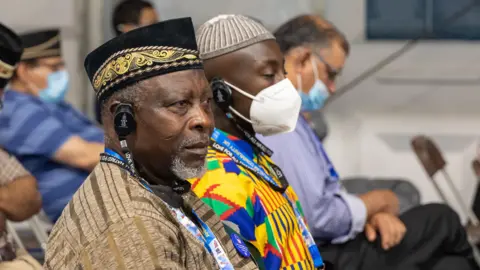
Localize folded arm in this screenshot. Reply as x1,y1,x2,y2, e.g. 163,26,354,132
53,136,103,171
359,189,400,218
3,103,103,172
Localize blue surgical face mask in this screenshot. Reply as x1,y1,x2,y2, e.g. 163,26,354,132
38,70,69,103
297,57,330,112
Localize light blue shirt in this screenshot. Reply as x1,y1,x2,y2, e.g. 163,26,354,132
258,116,367,244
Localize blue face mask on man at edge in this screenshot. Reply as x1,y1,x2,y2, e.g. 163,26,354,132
296,57,331,112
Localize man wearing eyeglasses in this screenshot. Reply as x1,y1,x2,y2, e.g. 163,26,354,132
259,15,478,270
0,29,104,223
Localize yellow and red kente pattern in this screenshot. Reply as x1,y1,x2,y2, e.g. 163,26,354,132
189,130,315,270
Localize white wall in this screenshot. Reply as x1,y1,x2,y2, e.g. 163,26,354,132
323,0,480,223
324,112,479,223
152,0,322,30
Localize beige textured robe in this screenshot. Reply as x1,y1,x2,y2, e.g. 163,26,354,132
44,162,258,270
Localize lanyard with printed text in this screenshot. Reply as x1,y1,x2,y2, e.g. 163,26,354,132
210,129,324,268
165,202,234,270
226,112,274,157
101,149,234,270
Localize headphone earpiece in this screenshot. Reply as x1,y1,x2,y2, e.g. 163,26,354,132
113,103,136,138
210,77,232,111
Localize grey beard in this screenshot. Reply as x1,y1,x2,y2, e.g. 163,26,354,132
170,155,207,180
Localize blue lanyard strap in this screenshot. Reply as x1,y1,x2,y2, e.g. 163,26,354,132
211,129,281,189
210,129,324,268
102,149,234,270
301,115,340,182
165,202,234,270
105,148,124,161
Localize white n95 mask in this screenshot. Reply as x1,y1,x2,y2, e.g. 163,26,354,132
225,79,301,136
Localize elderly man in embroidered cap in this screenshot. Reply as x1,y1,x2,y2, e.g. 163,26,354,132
189,14,325,270
0,23,43,270
0,29,104,222
43,18,258,270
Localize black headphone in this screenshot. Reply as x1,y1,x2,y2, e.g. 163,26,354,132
113,103,136,139
210,77,232,111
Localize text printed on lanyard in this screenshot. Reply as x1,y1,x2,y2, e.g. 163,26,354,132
210,129,324,268
101,149,234,270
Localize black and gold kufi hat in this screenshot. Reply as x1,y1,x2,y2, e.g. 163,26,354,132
20,29,61,61
0,23,22,88
84,17,202,104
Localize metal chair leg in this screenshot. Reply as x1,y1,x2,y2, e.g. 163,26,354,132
440,171,480,226
6,221,25,251
470,241,480,266
28,215,49,251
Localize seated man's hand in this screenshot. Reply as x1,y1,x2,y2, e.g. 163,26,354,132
364,212,406,250
359,190,400,217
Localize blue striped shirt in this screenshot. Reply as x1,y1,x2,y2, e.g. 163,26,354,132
0,90,104,222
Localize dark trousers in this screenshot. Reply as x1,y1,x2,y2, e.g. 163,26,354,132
318,204,479,270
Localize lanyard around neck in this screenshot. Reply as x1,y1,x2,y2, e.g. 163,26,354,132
211,129,288,192
225,112,274,157
299,115,340,182
101,149,235,270
210,129,324,268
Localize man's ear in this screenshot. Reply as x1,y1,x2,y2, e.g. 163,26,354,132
14,62,30,82
288,47,313,73
108,101,121,116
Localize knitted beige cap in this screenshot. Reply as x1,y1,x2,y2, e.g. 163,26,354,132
196,14,275,60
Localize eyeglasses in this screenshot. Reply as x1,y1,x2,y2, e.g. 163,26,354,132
313,52,340,82
34,62,65,72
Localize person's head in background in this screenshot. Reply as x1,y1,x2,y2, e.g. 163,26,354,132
9,29,69,104
0,23,22,103
197,14,301,137
274,14,350,112
112,0,159,36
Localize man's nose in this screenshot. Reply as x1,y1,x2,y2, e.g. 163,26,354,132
189,104,214,132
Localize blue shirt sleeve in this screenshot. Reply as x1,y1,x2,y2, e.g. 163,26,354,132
260,132,367,243
0,100,72,158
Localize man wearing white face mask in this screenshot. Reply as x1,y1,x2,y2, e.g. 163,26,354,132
189,15,326,270
0,29,104,222
260,15,478,270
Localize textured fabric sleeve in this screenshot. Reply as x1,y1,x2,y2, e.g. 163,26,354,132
329,191,367,243
0,149,29,184
1,101,72,158
78,217,184,270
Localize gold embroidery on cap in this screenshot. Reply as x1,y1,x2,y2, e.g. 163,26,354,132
93,46,198,91
0,59,15,79
96,59,202,100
